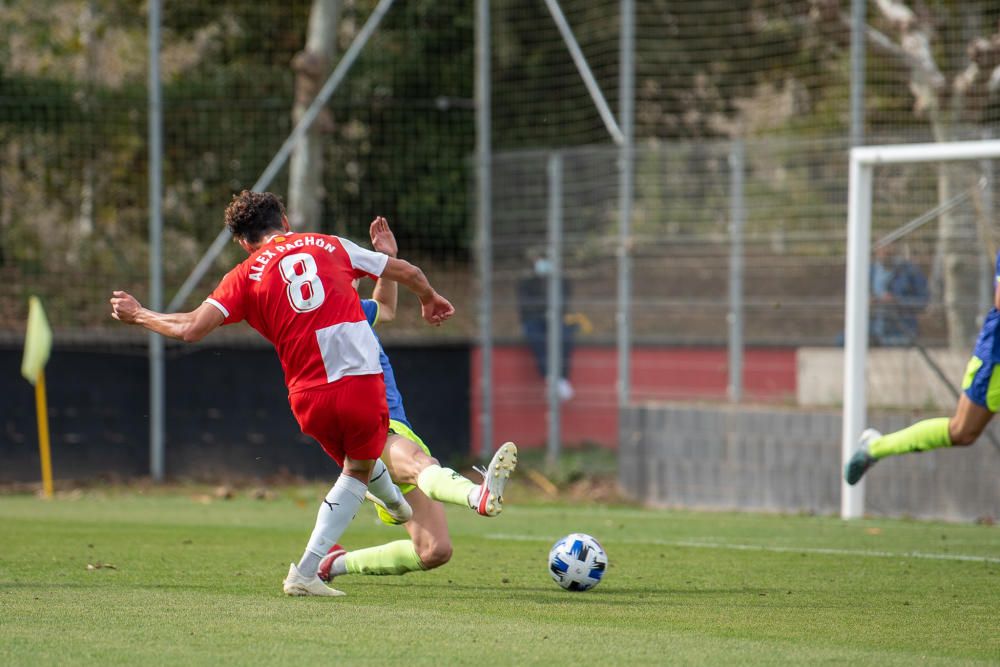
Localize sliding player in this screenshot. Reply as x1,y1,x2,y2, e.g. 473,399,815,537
110,191,454,596
845,248,1000,485
317,217,516,582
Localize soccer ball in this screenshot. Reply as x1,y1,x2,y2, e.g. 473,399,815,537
548,533,608,591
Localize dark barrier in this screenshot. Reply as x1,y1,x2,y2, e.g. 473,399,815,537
0,341,470,483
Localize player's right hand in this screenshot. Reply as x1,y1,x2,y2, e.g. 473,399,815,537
421,292,455,326
110,290,142,324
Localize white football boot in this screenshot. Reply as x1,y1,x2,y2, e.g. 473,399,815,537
844,428,881,486
471,441,518,517
282,562,346,597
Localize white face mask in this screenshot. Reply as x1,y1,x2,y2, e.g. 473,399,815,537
534,258,551,276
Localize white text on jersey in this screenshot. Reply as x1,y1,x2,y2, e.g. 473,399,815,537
248,236,337,282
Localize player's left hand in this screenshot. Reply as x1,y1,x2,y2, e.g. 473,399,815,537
110,290,143,324
421,292,455,326
370,216,398,258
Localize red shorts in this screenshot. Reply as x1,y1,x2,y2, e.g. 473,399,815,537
288,374,389,467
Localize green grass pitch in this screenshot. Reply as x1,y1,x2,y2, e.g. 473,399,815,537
1,487,997,665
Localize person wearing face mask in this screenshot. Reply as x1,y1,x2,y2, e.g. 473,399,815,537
516,250,582,402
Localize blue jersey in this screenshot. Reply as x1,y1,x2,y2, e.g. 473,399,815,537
972,251,1000,362
360,299,411,428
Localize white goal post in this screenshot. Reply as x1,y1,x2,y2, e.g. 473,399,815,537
842,138,1000,519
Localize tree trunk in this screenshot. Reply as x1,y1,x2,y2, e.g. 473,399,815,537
288,0,339,233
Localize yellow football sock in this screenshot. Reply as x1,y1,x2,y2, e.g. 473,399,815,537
868,418,952,459
416,464,476,507
345,540,425,576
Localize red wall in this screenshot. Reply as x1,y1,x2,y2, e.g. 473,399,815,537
470,345,796,455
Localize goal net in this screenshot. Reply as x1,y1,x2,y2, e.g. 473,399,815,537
842,139,1000,518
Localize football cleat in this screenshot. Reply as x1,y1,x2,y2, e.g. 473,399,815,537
282,562,345,597
371,501,403,526
316,544,347,583
365,491,413,525
845,428,880,485
472,441,518,517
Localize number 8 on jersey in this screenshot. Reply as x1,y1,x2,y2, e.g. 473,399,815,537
281,252,326,312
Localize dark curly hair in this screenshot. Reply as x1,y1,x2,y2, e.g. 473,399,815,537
224,190,286,243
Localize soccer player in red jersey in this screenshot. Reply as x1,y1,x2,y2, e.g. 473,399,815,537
109,190,454,596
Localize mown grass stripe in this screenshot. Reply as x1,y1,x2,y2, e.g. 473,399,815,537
484,532,1000,563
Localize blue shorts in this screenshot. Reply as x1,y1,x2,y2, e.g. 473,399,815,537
961,356,1000,412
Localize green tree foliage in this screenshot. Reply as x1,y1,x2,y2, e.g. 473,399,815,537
5,0,998,331
323,0,474,259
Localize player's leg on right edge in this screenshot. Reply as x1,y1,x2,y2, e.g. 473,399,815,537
845,392,993,485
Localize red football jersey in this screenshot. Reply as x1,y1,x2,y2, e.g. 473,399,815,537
205,232,389,394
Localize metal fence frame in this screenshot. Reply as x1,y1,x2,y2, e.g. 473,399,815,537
146,0,638,475
140,1,872,483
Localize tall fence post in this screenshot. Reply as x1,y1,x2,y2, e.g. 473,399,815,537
148,0,165,482
546,152,564,468
849,0,866,150
728,139,745,403
476,0,494,459
617,0,635,417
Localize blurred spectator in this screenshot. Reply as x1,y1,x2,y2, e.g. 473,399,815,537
870,242,929,346
517,253,589,401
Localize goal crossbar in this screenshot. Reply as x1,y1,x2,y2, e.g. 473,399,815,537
842,139,1000,519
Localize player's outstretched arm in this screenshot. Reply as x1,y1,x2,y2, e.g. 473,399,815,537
380,258,454,326
370,216,398,322
110,290,224,342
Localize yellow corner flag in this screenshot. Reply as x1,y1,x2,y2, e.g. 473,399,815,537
21,296,54,499
22,296,53,385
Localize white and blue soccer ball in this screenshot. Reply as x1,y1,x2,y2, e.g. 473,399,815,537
548,533,608,591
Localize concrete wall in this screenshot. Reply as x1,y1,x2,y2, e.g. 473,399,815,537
798,347,968,410
620,403,1000,522
469,344,796,455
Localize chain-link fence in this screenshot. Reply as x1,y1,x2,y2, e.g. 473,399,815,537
0,0,476,342
5,0,1000,461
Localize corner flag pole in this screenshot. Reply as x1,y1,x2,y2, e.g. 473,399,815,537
34,371,53,498
22,296,54,499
